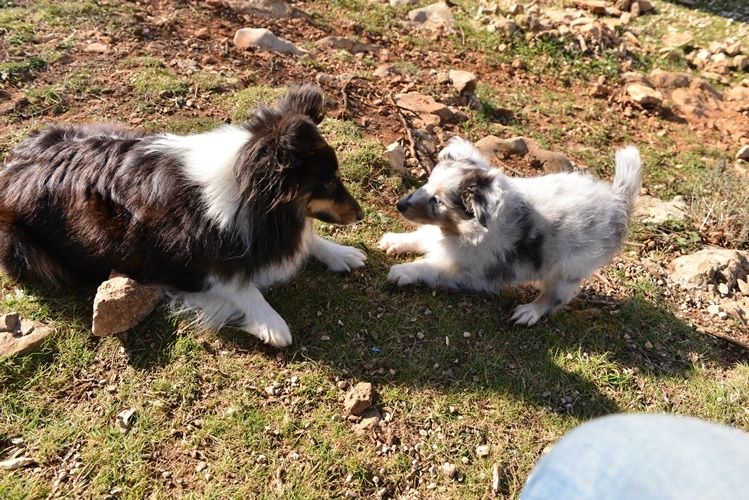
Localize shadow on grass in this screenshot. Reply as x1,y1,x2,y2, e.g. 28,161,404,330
662,0,749,23
2,248,743,421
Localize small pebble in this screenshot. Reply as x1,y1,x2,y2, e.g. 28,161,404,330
476,444,490,458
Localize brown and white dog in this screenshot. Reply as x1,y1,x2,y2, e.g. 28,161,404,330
379,138,641,326
0,85,366,346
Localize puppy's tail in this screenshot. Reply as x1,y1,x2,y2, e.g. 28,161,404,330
613,145,642,214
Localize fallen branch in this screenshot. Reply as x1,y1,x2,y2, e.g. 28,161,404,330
703,329,749,352
339,74,355,119
389,93,419,170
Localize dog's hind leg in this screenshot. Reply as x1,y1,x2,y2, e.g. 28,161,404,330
309,233,366,272
0,217,68,284
378,225,442,256
510,278,581,326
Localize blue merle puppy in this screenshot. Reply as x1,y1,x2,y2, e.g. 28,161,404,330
379,138,642,325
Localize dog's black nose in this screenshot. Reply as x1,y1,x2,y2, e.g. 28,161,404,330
355,208,365,221
396,194,411,213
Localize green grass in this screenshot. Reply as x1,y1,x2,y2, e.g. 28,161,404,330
2,0,749,497
226,85,288,122
130,66,188,99
0,56,46,85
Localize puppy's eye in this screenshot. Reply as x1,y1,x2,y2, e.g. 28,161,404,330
430,196,440,206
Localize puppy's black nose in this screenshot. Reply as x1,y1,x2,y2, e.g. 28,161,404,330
355,208,364,221
396,194,411,213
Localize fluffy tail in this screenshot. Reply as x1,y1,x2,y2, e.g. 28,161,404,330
613,145,642,213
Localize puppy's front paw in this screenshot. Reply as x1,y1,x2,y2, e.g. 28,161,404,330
511,303,541,326
323,244,367,272
250,317,292,347
378,232,412,256
387,263,421,286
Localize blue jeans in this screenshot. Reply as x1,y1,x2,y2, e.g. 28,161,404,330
521,414,749,500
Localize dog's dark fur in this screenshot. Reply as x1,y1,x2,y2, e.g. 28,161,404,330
0,85,366,346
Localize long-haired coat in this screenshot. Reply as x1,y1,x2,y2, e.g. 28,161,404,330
0,85,366,346
379,138,642,325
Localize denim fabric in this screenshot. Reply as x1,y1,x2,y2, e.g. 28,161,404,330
521,414,749,500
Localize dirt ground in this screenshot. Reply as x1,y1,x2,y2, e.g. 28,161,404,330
1,0,749,498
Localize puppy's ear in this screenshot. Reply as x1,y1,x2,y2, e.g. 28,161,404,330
438,137,488,166
279,84,326,124
459,169,494,227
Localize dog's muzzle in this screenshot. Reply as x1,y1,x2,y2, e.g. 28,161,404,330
396,193,413,213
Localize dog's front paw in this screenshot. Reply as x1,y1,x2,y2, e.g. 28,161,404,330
378,232,412,256
511,303,541,326
387,263,421,286
323,244,367,272
250,316,293,347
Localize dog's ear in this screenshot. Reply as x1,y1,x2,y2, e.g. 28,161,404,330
438,137,487,165
279,84,326,124
459,169,494,227
277,116,328,170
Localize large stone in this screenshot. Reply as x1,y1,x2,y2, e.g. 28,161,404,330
474,135,528,159
734,55,749,72
344,382,374,416
525,139,575,173
626,83,663,106
738,145,749,162
85,42,110,54
92,274,164,337
636,0,655,13
634,195,688,224
0,313,55,357
353,406,382,434
233,28,306,56
661,32,694,49
221,0,300,18
385,142,407,174
671,80,722,118
648,69,692,90
571,0,609,15
315,36,379,54
670,249,749,290
408,2,455,31
394,92,457,123
448,69,477,94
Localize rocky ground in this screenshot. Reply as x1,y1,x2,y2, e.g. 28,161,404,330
1,0,749,498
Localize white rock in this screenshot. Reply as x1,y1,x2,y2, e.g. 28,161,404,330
633,195,688,224
0,456,34,470
385,142,406,174
441,462,457,479
626,83,663,106
233,28,306,56
408,2,455,31
707,304,721,315
661,32,693,49
476,444,490,458
448,69,478,94
670,249,749,290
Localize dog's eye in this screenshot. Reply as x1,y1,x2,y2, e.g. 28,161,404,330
430,196,440,206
